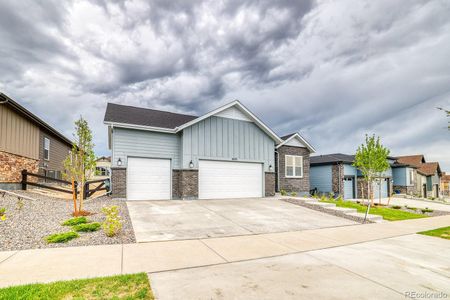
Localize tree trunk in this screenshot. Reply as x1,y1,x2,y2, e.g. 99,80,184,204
72,179,78,214
79,178,84,212
379,179,382,205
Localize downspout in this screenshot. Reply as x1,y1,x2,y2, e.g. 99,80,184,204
275,150,279,192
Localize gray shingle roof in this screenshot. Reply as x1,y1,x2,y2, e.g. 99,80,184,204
280,133,296,140
310,153,355,165
104,103,198,129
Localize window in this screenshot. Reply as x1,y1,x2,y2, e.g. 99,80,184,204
96,167,110,176
285,155,303,177
44,137,50,160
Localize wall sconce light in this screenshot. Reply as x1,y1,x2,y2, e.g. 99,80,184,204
269,164,273,171
189,160,194,168
117,158,122,166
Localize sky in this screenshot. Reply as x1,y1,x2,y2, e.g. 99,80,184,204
0,0,449,170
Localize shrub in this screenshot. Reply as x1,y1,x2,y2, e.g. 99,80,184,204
391,205,402,209
405,205,417,211
46,232,79,243
421,208,434,213
73,222,101,232
291,192,297,197
0,208,6,221
102,206,122,237
62,217,88,226
320,195,328,202
280,189,287,196
336,196,344,202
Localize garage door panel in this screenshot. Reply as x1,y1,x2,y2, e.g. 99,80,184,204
127,157,171,200
199,160,263,199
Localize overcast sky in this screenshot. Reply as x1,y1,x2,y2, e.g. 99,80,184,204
1,0,449,170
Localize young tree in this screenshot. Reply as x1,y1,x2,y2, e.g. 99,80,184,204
353,135,390,207
63,117,96,215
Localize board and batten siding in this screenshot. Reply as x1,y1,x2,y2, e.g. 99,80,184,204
310,165,333,193
0,104,40,159
343,164,358,176
112,127,181,169
181,116,275,171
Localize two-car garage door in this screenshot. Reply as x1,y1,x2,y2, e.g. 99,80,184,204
199,160,263,199
126,157,263,200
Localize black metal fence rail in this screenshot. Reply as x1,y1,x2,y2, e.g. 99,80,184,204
21,170,73,194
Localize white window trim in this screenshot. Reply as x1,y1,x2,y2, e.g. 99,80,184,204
285,155,303,178
44,137,50,161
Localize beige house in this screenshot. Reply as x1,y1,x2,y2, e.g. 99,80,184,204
93,156,111,180
0,93,72,190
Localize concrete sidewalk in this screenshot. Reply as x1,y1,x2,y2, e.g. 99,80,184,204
0,215,449,288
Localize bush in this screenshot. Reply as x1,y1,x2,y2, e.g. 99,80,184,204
391,205,402,209
291,192,297,197
421,208,434,213
102,206,122,237
280,189,287,196
73,222,101,232
62,217,88,226
0,208,6,221
46,232,79,243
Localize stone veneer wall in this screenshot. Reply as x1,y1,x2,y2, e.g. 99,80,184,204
278,146,310,193
331,164,344,196
179,170,198,199
172,170,181,199
111,167,126,198
265,172,275,196
0,151,39,189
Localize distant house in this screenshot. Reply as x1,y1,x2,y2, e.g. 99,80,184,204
94,156,111,179
441,172,450,197
395,155,442,198
310,153,395,200
0,93,72,190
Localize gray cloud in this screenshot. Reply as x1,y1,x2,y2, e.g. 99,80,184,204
0,0,449,170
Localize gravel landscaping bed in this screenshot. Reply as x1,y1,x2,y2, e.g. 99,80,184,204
0,191,135,251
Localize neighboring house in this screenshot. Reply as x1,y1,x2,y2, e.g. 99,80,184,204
275,133,316,195
0,93,72,190
395,155,442,198
310,153,394,200
441,172,450,197
93,156,111,179
104,100,314,200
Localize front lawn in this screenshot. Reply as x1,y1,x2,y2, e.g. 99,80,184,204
0,273,153,300
418,226,450,240
319,198,427,221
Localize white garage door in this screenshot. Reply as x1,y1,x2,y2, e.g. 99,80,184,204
127,157,171,200
199,160,263,199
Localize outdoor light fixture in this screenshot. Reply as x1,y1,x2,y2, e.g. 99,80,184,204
189,160,194,168
117,158,122,166
269,164,273,171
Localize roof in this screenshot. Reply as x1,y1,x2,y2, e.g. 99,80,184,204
276,132,316,153
104,103,197,129
395,155,425,168
442,172,450,182
418,162,441,176
96,156,111,162
0,92,73,146
104,100,284,143
310,153,355,165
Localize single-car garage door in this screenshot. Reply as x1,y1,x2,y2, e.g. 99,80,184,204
199,160,263,199
127,157,171,200
343,177,354,199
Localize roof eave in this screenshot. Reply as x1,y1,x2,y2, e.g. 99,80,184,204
276,133,316,153
104,121,176,133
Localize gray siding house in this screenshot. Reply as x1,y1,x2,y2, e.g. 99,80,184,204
104,100,315,200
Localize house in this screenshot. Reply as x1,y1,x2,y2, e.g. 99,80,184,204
395,155,442,198
441,172,450,197
93,156,111,179
0,93,72,190
310,153,394,199
104,100,315,200
275,133,316,195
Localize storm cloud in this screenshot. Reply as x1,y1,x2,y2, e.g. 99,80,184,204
0,0,449,169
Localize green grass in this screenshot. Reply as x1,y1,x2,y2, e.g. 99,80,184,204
45,232,79,243
418,226,450,240
62,217,88,226
73,222,101,232
0,273,153,300
319,199,427,221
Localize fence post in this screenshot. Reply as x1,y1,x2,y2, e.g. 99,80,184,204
21,170,27,190
84,181,89,199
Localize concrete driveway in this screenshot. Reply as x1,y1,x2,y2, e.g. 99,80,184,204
126,198,357,242
150,234,450,299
